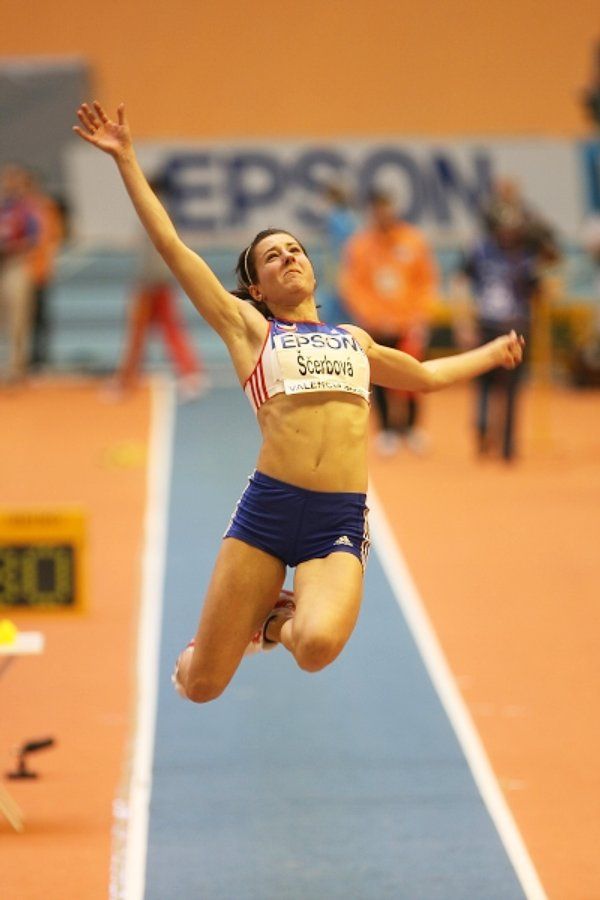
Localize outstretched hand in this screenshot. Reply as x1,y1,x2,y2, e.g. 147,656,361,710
73,101,132,159
495,330,525,369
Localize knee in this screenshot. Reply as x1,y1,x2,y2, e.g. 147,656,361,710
184,675,226,704
173,645,229,704
294,631,344,673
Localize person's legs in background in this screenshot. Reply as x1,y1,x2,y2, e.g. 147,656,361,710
371,333,401,455
476,370,494,456
398,393,429,454
3,258,33,383
112,286,156,392
396,324,430,455
501,365,524,461
154,285,206,400
30,282,50,370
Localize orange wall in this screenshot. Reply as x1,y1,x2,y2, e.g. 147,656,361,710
2,0,599,138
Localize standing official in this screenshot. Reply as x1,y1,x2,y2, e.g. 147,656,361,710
339,190,438,454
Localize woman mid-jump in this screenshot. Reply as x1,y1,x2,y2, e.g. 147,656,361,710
74,101,524,703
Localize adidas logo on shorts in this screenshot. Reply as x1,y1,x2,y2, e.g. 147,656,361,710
334,535,353,547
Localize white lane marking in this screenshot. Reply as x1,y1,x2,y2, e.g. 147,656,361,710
368,488,548,900
110,376,176,900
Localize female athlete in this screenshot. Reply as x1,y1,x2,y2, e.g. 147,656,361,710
74,102,524,703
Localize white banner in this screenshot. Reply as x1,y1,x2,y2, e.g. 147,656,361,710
65,136,585,247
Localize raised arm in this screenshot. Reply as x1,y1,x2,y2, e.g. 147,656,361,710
344,325,524,392
73,102,263,345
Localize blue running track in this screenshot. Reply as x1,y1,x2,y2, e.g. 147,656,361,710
144,387,525,899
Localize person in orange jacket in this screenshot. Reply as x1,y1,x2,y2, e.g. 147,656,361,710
339,190,438,454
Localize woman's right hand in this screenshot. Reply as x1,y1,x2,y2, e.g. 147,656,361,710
73,101,132,160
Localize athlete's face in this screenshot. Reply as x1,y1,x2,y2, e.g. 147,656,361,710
252,232,316,304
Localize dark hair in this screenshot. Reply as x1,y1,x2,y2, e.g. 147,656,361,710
366,187,393,206
232,227,310,319
324,183,351,207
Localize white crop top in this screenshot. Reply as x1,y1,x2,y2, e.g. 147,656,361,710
244,318,370,413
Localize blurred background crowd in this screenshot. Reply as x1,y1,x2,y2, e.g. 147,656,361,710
2,29,600,463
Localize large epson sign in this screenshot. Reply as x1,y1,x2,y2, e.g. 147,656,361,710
67,137,585,245
162,146,493,235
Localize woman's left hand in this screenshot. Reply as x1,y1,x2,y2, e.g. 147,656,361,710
494,330,525,369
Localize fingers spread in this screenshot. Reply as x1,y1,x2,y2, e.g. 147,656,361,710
78,104,98,134
76,99,127,138
72,125,96,144
76,110,95,135
93,100,109,123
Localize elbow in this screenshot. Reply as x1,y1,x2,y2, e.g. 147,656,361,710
421,367,447,393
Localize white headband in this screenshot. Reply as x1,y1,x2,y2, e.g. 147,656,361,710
243,245,252,286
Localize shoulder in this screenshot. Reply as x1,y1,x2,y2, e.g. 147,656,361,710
346,228,370,249
337,323,374,352
397,220,420,235
397,222,429,248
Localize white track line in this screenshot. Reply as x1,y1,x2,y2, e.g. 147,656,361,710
368,488,548,900
110,377,176,900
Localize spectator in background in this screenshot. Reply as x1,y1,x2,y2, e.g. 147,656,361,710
570,215,600,386
0,164,39,384
110,173,206,400
453,182,559,461
339,189,438,455
25,170,65,370
321,183,359,323
480,177,560,266
581,214,600,294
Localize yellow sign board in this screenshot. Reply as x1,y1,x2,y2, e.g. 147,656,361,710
0,509,86,613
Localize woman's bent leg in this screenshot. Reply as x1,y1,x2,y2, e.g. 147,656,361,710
180,537,285,703
271,552,364,673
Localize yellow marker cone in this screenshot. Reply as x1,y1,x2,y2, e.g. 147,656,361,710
0,619,18,645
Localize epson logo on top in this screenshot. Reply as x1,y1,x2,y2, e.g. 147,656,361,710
276,332,362,352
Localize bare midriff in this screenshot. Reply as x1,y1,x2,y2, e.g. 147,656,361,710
254,392,370,493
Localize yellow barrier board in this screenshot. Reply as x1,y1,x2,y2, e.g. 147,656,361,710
0,509,86,613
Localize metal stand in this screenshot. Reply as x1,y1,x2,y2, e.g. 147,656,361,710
7,738,55,779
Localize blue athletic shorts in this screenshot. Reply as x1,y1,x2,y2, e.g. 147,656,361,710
224,470,370,569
